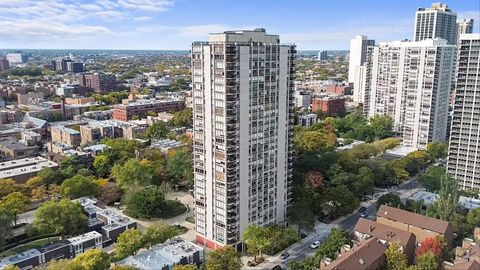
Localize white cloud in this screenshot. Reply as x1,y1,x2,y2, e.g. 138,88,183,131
134,16,153,22
0,0,176,42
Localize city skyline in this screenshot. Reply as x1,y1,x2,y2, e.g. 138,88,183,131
0,0,478,50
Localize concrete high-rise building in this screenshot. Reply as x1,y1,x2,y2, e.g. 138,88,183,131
348,35,375,83
414,3,457,44
457,18,474,40
191,29,295,249
365,39,456,150
447,34,480,191
0,58,9,72
353,65,367,104
318,50,328,60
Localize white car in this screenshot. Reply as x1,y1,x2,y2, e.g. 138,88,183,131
310,241,321,249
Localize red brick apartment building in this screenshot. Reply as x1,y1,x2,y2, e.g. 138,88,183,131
112,99,185,121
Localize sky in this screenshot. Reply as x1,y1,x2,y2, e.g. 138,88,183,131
0,0,479,50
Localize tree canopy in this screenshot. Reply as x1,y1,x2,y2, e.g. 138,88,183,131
33,199,88,237
205,246,243,270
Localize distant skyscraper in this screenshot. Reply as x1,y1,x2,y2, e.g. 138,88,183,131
318,50,328,60
447,33,480,191
0,58,9,72
365,39,456,150
348,35,375,84
191,29,295,249
457,18,474,40
414,3,457,44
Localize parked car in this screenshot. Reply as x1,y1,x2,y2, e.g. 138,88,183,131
310,240,321,249
300,232,308,239
272,266,283,270
360,211,369,218
281,252,290,260
358,206,367,213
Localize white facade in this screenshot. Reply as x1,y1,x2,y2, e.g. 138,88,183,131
353,65,367,103
348,35,375,83
414,3,457,44
294,90,312,108
191,29,294,248
447,34,480,191
457,19,474,41
365,39,456,149
6,53,25,64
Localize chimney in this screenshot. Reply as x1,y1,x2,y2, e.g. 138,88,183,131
369,225,374,232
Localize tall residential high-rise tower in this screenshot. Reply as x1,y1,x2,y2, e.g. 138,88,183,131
414,3,457,44
447,33,480,191
348,35,375,83
365,39,456,150
457,18,474,39
191,29,295,249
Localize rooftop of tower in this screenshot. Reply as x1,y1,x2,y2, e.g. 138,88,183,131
209,28,280,43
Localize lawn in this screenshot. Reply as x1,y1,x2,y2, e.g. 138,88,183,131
159,200,188,219
0,237,61,257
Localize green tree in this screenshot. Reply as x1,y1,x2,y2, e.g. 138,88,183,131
125,186,165,219
171,108,193,127
416,251,439,270
243,225,271,260
104,139,142,164
466,208,480,234
173,265,198,270
111,266,138,270
74,248,111,270
369,115,394,139
0,207,14,248
146,121,169,139
386,242,408,270
205,246,243,270
419,166,445,193
0,179,23,198
316,228,351,260
93,155,112,178
115,229,145,261
0,192,30,225
353,167,375,199
37,167,64,187
322,185,359,218
97,183,123,206
46,259,85,270
435,175,458,221
426,142,448,160
377,193,403,209
33,199,88,237
143,223,180,249
112,159,154,188
288,195,315,233
60,175,99,199
3,266,21,270
167,149,193,186
293,130,337,153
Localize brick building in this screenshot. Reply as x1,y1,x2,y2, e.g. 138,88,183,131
321,237,387,270
312,95,346,116
112,99,185,121
354,218,416,264
79,73,116,93
376,205,455,247
325,84,352,95
50,125,81,147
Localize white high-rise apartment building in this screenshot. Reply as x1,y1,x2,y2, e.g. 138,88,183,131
191,29,295,249
353,65,367,104
457,18,474,40
348,35,375,83
447,34,480,191
414,3,457,44
365,39,456,150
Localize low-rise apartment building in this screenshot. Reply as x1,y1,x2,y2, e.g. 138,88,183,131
376,205,454,247
321,237,387,270
0,156,58,183
112,99,185,121
354,218,416,264
50,125,81,147
0,137,39,160
312,94,346,116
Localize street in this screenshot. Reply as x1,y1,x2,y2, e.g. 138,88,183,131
243,175,424,269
